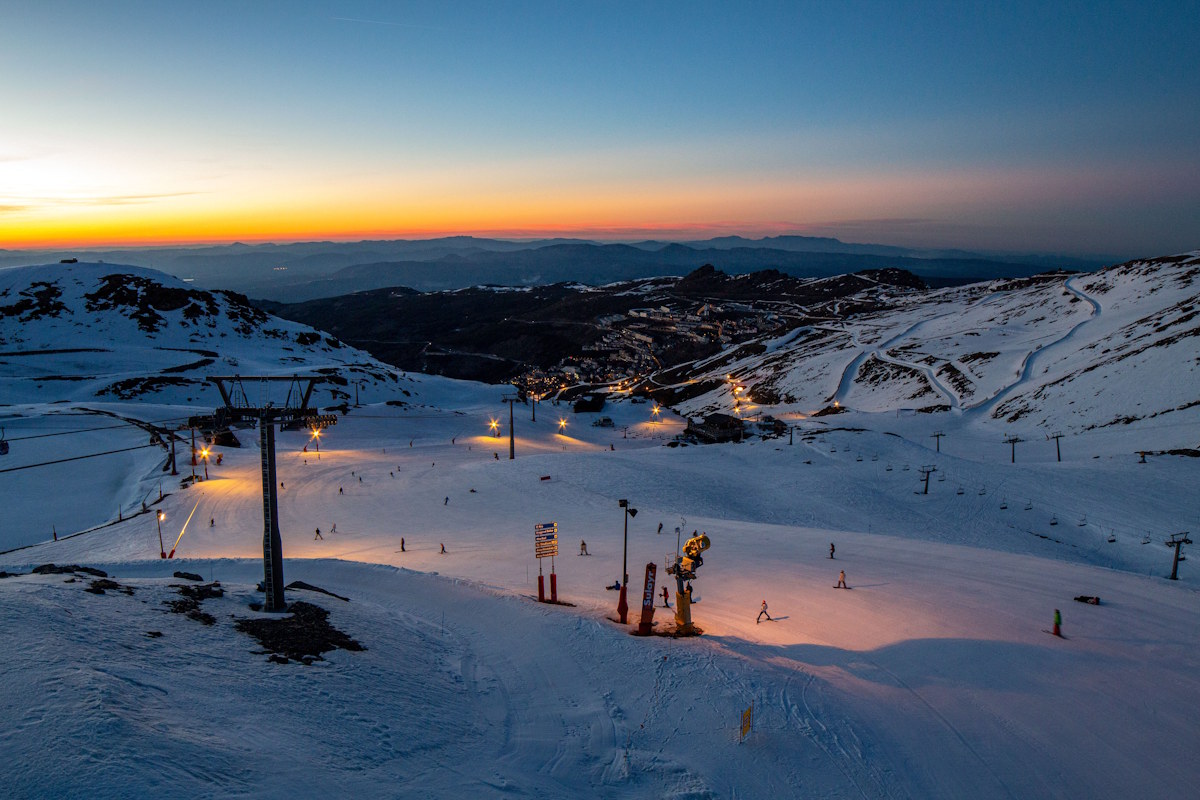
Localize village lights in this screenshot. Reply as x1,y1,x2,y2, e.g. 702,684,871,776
616,499,638,624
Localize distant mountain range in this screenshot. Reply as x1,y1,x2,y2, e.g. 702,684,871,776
0,235,1113,302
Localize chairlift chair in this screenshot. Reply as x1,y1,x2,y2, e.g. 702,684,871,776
956,486,964,495
999,498,1008,510
1050,515,1058,526
1024,499,1033,510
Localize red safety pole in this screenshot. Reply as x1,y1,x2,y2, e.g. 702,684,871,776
550,554,558,602
537,560,545,602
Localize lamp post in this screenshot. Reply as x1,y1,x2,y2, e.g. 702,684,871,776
558,417,567,434
200,447,209,480
489,418,499,437
617,499,638,623
156,510,165,558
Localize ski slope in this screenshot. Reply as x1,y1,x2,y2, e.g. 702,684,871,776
4,388,1199,799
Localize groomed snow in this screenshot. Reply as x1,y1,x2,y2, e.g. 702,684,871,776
4,385,1199,799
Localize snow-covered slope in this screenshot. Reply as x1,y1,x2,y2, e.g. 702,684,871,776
670,253,1200,447
3,256,1199,799
0,262,403,407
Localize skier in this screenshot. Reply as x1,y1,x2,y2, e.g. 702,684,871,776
314,528,323,540
339,487,343,495
580,540,589,555
829,542,835,559
444,496,449,506
358,476,363,483
209,518,214,528
400,537,405,552
661,586,670,608
331,523,337,534
280,481,285,490
657,522,663,535
440,543,446,554
835,570,847,589
1053,609,1063,637
757,600,772,623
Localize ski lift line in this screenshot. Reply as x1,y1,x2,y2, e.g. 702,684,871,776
3,415,192,442
0,443,161,474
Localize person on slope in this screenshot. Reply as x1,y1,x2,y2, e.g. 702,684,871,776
835,570,847,589
757,600,772,623
580,540,589,555
661,586,670,608
314,528,323,540
829,542,835,559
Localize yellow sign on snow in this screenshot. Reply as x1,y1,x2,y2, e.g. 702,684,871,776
740,702,753,739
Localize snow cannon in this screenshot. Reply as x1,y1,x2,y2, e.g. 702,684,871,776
666,533,712,635
679,533,710,577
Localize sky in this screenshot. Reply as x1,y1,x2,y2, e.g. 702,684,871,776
1,0,1198,257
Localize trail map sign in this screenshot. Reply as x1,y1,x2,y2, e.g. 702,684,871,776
535,522,558,559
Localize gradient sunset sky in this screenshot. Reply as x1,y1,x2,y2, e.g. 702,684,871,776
2,1,1197,256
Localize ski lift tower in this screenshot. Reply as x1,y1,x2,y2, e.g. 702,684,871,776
191,375,337,612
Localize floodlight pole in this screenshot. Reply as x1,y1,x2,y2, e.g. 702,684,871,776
617,499,637,624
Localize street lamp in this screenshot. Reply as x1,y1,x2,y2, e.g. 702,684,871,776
489,418,499,437
156,510,165,558
558,417,567,434
200,447,210,480
617,499,638,623
651,404,661,423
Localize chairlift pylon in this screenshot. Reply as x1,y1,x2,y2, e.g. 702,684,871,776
0,427,7,456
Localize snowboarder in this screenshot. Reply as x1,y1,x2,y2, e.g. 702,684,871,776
440,543,446,554
1074,595,1100,605
1053,609,1063,637
606,580,621,590
829,542,835,559
444,496,449,506
835,570,847,589
662,586,670,607
400,537,405,552
580,540,589,555
314,528,323,540
757,600,772,623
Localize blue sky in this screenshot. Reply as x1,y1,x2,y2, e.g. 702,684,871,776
1,1,1197,256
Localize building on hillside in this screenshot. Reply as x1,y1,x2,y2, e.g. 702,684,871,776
685,413,745,444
